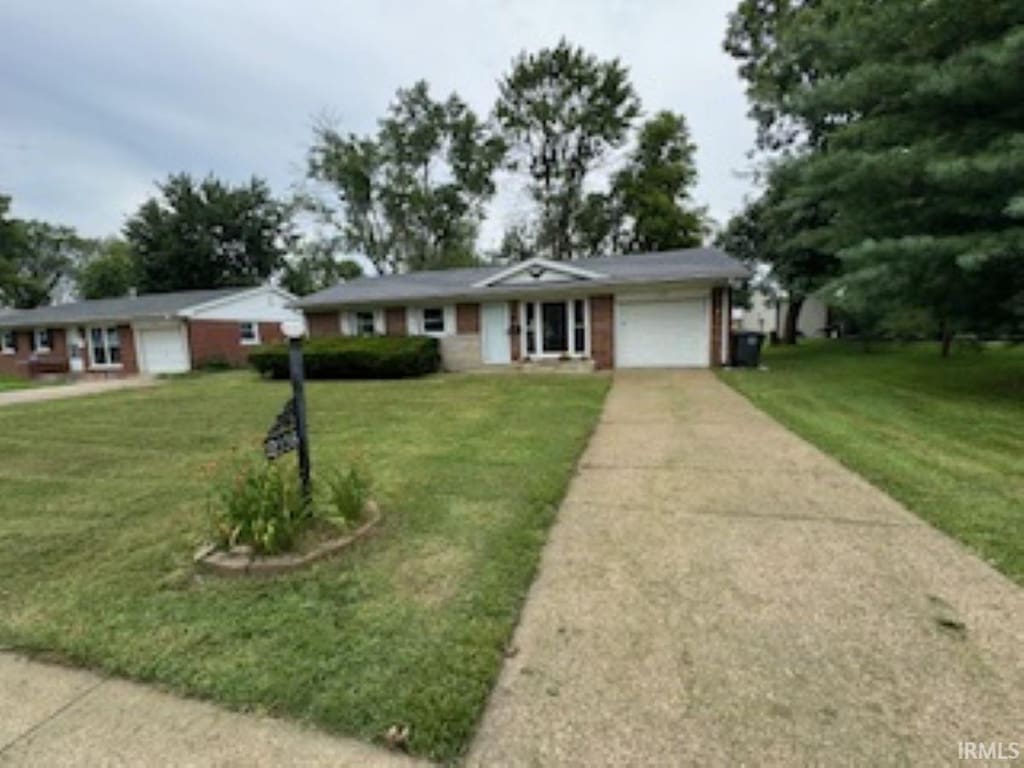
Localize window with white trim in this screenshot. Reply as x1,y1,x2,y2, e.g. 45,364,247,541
573,299,586,354
239,322,260,345
1,330,14,354
355,311,375,336
422,307,445,334
33,328,52,352
89,326,122,367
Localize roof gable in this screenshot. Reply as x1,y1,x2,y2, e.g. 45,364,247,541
473,258,606,288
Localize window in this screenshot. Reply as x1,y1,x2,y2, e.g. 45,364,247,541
355,311,376,336
239,322,260,345
33,329,52,352
422,307,445,334
1,330,14,354
573,299,586,354
89,327,122,367
525,302,536,354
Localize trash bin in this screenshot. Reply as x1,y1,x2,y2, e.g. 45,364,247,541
730,332,765,367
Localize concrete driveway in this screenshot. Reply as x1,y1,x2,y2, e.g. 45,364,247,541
469,371,1024,766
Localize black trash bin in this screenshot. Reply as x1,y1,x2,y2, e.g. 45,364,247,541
730,331,765,367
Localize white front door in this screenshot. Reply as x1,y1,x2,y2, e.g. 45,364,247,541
615,298,709,368
67,328,84,373
481,302,511,364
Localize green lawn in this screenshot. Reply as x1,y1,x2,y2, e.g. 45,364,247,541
721,341,1024,584
0,371,608,761
0,375,33,392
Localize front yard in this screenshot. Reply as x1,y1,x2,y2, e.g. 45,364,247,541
0,371,608,761
0,375,33,392
721,341,1024,584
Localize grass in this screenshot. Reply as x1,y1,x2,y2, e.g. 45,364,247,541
0,371,609,761
0,375,34,392
720,340,1024,584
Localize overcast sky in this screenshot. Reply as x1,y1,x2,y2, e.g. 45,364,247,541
1,0,757,250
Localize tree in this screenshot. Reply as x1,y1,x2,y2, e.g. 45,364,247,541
125,174,291,292
611,111,708,252
779,0,1024,352
76,238,138,299
280,247,363,296
0,198,81,309
307,80,504,274
724,0,1024,352
717,164,838,343
495,39,641,260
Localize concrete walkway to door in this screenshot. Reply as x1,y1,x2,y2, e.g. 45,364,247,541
468,371,1024,767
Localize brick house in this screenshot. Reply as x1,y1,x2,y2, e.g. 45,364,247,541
0,285,300,379
296,248,749,370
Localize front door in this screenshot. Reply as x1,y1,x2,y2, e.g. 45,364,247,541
67,328,84,373
481,302,511,364
541,301,568,354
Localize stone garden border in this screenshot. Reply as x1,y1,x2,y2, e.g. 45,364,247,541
195,500,381,577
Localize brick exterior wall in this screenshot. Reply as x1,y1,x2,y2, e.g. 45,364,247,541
590,295,614,370
456,303,480,334
115,324,139,375
0,328,71,378
508,301,521,361
306,311,341,338
187,320,283,368
710,287,723,367
385,307,406,336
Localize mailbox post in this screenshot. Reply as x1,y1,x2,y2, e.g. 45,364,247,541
281,320,311,499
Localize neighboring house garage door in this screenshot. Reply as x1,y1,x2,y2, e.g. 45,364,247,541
615,297,709,368
137,325,190,374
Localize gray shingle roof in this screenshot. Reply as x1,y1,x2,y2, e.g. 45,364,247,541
297,247,749,309
0,288,249,328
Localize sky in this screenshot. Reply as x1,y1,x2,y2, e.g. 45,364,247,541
0,0,758,251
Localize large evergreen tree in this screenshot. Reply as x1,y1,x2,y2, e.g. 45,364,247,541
725,0,1024,351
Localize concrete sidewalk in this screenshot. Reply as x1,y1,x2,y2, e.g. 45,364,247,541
0,377,158,408
0,653,423,767
468,371,1024,766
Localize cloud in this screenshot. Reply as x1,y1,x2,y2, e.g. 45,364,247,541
0,0,756,245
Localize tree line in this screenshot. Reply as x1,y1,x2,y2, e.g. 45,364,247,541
1,39,708,307
718,0,1024,351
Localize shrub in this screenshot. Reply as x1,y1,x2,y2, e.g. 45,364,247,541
248,336,440,379
320,464,372,525
208,455,310,554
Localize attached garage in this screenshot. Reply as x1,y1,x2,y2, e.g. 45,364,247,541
614,295,709,368
135,324,191,375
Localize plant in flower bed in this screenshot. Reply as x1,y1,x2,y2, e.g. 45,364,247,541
208,453,372,555
248,336,440,380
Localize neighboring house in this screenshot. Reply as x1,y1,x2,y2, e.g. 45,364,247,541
0,285,300,379
296,247,749,370
735,289,831,339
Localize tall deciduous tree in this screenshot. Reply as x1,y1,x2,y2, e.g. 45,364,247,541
125,174,291,292
279,245,363,296
307,80,504,274
76,238,138,299
718,164,838,343
0,198,81,309
611,111,708,252
495,39,641,260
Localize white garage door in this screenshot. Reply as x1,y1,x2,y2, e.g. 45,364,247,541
137,325,190,374
615,298,709,368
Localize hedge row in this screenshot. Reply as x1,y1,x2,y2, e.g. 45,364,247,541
248,336,440,379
